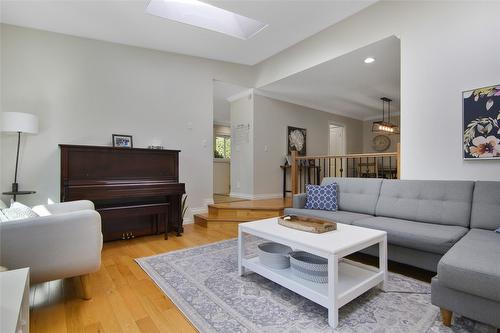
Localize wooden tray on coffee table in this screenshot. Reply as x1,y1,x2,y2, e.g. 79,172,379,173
278,215,337,233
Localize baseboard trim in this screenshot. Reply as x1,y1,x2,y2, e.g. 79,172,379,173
184,198,213,225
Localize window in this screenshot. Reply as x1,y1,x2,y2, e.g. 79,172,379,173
215,136,231,159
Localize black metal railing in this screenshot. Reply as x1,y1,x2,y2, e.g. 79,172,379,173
291,149,399,194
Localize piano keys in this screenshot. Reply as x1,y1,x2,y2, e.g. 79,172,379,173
59,144,186,241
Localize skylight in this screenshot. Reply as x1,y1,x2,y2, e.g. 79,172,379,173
146,0,268,40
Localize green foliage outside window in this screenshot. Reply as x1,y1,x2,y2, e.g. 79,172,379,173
215,136,231,159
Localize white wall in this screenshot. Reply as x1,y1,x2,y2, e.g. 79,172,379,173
254,1,500,181
213,97,231,125
253,94,363,196
3,0,499,212
0,24,254,220
229,93,254,198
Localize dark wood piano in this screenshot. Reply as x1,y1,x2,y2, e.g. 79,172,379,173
60,144,185,241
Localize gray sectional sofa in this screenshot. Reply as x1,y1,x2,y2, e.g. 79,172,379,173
285,177,500,329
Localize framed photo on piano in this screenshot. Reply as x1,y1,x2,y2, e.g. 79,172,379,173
112,134,133,148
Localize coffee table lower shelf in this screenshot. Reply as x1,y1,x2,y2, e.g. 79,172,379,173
242,257,383,309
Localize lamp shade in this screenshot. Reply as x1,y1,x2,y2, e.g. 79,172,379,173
1,112,39,134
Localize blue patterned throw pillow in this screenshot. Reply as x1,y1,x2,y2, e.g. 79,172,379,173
304,183,338,211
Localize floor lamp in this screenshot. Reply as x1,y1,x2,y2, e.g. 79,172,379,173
1,112,39,201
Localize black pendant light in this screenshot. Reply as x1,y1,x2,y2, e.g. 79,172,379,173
372,97,400,134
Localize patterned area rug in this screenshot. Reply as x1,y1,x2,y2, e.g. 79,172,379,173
136,239,494,333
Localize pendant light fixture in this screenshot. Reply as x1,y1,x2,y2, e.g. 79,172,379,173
372,97,400,134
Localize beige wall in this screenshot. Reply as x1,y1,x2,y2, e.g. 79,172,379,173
363,116,400,153
252,94,363,197
0,24,254,220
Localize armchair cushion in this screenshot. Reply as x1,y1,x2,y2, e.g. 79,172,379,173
32,200,95,216
0,211,8,222
1,202,39,221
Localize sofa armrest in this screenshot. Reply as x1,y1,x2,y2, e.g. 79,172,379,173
293,193,307,209
0,210,102,283
32,200,95,216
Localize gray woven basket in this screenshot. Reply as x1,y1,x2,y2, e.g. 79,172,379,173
289,251,328,283
258,242,292,269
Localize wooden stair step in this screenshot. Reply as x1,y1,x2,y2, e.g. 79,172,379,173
195,198,293,228
208,198,291,211
208,204,285,211
208,207,283,220
193,213,255,227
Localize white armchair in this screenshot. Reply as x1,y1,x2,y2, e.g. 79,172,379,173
0,200,102,299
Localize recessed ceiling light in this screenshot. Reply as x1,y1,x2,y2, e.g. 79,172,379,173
146,0,268,40
364,57,375,64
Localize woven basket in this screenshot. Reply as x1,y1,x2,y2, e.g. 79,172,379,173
258,242,292,269
289,251,328,283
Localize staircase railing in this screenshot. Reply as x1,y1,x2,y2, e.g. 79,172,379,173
291,144,400,195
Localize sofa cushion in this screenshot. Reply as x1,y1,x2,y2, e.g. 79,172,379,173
321,177,382,215
284,208,371,225
352,217,468,254
470,181,500,230
437,229,500,302
304,183,337,211
375,179,474,227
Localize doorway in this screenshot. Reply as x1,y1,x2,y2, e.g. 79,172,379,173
329,124,346,176
329,124,345,155
212,80,249,202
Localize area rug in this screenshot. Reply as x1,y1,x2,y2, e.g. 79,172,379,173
136,239,494,333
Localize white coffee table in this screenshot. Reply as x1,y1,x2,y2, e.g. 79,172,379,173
238,218,387,328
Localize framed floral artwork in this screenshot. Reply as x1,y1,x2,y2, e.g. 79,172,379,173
463,84,500,159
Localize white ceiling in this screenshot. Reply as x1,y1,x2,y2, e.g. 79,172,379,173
0,0,375,65
258,36,401,120
213,80,247,124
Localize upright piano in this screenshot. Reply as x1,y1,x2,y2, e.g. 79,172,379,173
60,144,185,241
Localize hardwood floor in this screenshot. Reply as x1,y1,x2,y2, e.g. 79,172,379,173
30,223,239,333
30,217,434,332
